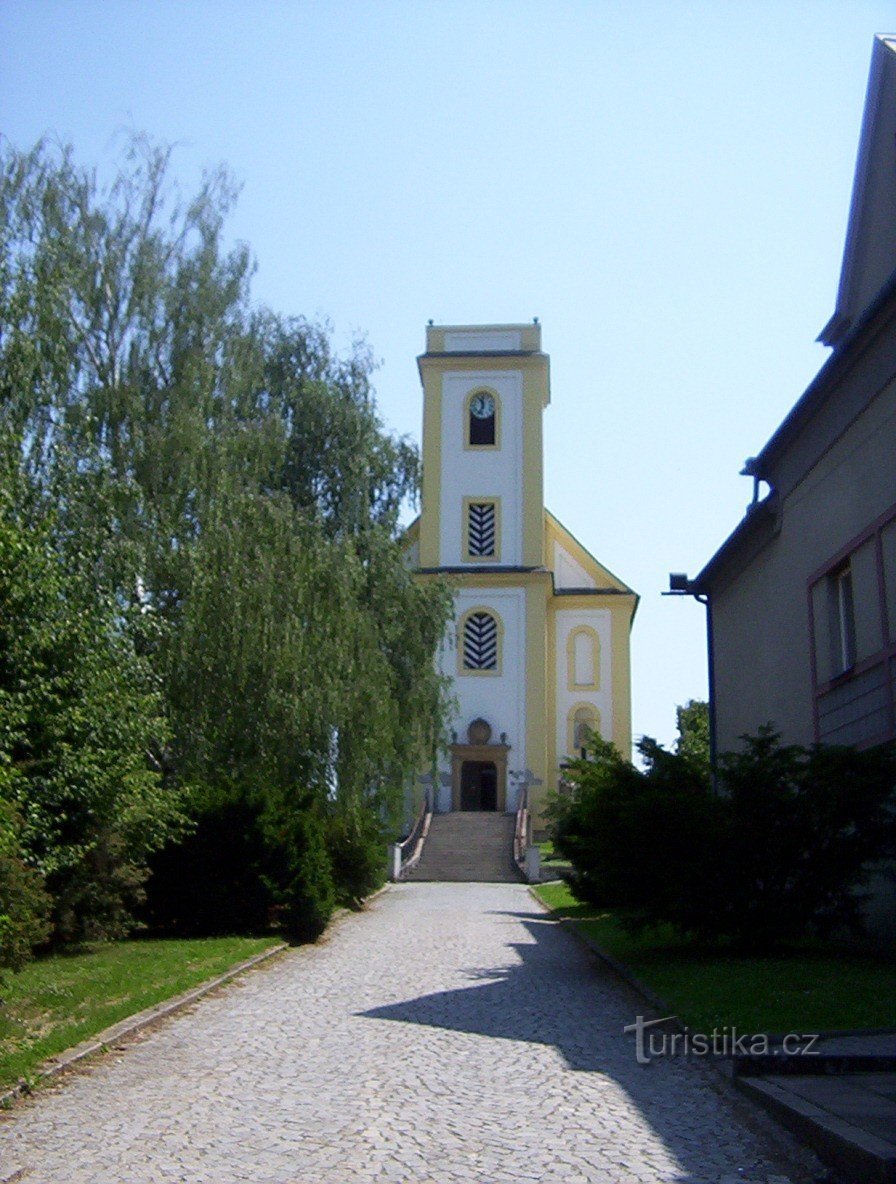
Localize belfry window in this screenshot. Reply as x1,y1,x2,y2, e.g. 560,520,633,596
462,610,500,672
466,500,497,558
467,390,497,447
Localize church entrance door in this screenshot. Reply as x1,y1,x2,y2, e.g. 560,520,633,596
449,738,508,811
460,760,498,811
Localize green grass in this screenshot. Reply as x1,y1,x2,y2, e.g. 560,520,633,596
535,882,896,1034
0,936,280,1092
537,839,571,869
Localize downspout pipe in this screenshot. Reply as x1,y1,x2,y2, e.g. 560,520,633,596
666,574,718,792
694,590,718,793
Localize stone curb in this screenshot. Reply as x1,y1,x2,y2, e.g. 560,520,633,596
0,942,289,1109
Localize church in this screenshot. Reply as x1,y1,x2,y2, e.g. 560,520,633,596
405,322,637,828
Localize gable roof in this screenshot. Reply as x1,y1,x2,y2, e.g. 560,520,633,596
820,34,896,347
544,509,637,596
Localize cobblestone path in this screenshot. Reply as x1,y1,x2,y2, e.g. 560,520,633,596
1,883,816,1184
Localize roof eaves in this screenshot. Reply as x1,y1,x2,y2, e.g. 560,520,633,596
755,266,896,477
694,496,779,592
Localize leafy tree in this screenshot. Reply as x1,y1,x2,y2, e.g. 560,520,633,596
1,135,452,944
0,449,183,943
675,699,710,769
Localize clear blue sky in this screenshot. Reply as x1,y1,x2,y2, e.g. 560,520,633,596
2,1,892,751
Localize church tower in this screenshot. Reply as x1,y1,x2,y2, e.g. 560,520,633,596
407,322,637,825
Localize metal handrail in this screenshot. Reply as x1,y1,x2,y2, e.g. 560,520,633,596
395,787,433,878
513,783,529,869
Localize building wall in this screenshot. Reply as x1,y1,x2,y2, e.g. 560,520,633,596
415,323,635,821
712,368,896,752
438,370,524,567
553,608,614,761
437,585,528,812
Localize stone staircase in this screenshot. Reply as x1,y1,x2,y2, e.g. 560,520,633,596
406,812,521,883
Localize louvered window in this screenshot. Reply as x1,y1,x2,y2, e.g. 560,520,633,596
463,611,499,671
467,501,496,558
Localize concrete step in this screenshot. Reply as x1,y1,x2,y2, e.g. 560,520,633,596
407,812,521,883
736,1073,896,1184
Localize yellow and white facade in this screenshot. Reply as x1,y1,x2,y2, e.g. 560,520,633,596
408,322,637,824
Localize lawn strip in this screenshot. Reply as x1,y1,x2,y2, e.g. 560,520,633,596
534,882,896,1034
0,936,281,1093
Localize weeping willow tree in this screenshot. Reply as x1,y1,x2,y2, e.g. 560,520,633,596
0,136,451,950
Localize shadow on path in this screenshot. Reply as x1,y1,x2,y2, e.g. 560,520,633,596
358,901,810,1183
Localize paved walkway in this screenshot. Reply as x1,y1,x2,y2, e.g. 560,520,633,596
1,884,817,1184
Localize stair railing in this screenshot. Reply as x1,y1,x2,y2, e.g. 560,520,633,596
514,783,529,867
513,781,541,883
389,785,433,880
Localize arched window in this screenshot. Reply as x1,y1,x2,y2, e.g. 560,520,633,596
567,626,600,690
465,388,499,448
568,704,600,754
459,608,501,674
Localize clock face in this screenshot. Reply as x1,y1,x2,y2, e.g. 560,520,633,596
470,393,495,419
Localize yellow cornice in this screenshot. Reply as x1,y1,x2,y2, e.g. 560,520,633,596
414,569,553,589
418,352,548,380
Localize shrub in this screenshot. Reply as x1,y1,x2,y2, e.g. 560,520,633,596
143,789,384,941
142,796,272,935
267,799,336,943
326,801,386,907
549,736,721,929
0,801,51,971
718,731,896,944
550,729,896,948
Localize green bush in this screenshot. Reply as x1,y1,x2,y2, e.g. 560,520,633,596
326,801,386,907
717,731,896,944
0,801,51,971
268,799,336,943
142,787,389,940
549,729,896,948
142,796,273,935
